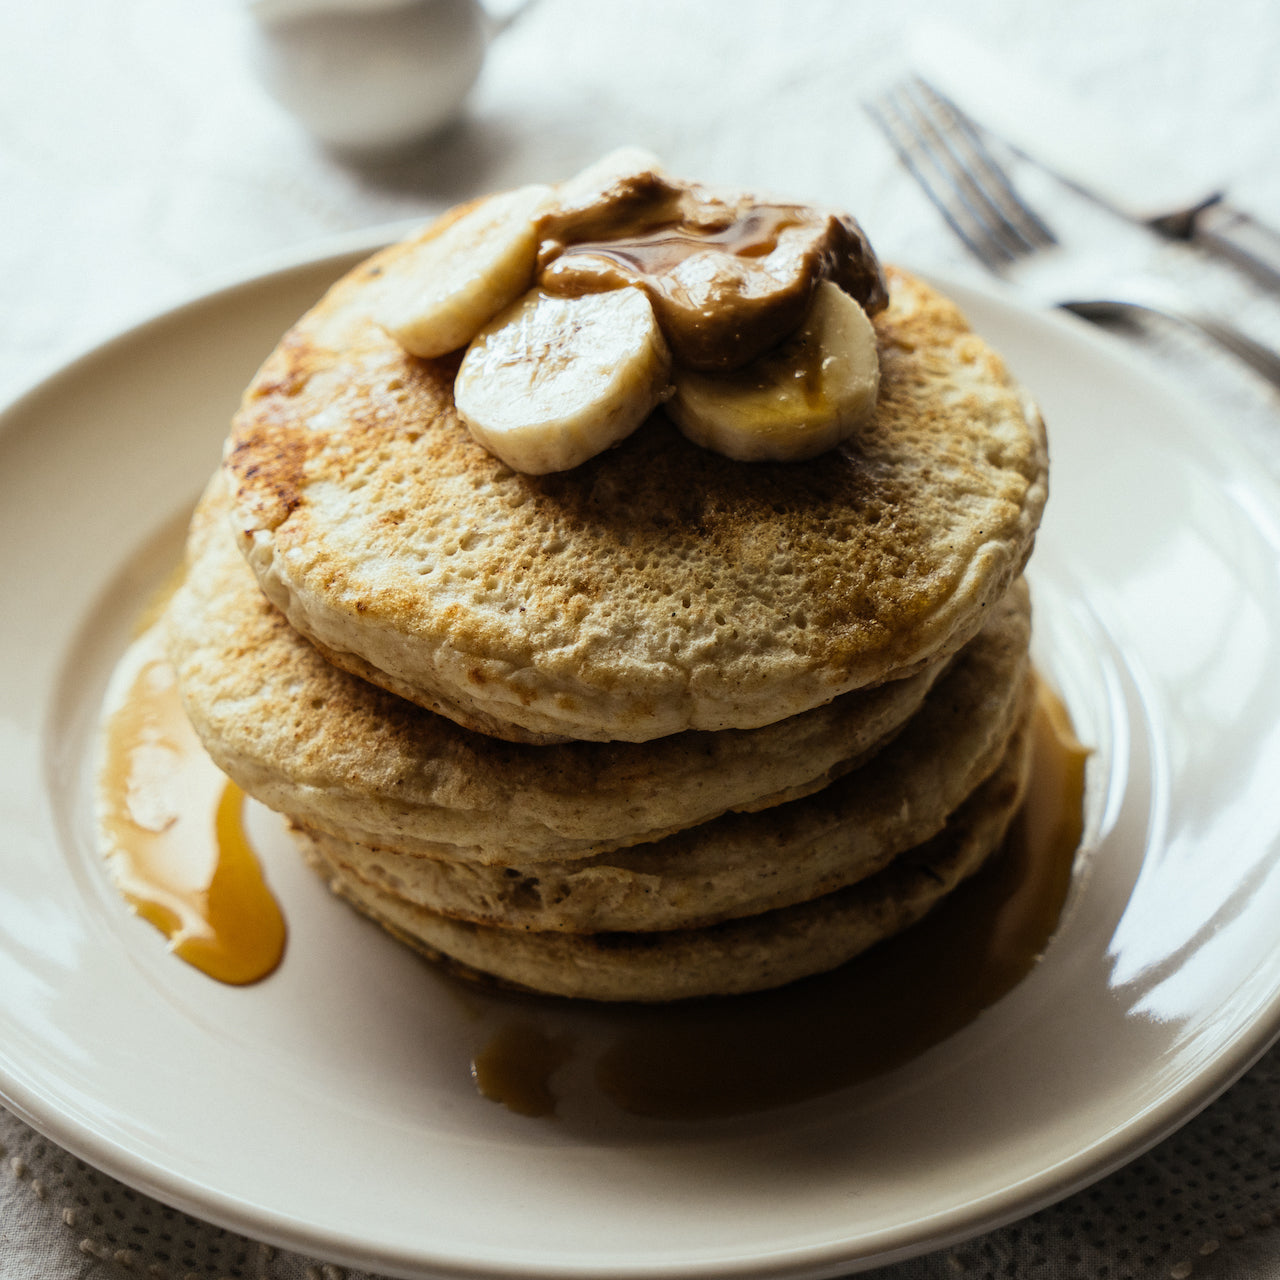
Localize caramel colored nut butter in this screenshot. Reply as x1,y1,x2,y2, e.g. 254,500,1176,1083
538,169,888,372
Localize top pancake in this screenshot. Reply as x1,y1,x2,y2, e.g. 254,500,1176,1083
225,210,1048,743
168,473,944,863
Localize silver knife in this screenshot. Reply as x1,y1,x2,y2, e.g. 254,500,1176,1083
909,24,1280,291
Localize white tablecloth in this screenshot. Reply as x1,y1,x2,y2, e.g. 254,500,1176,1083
4,1,1280,1276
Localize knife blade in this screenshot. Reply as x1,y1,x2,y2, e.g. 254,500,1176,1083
909,23,1280,291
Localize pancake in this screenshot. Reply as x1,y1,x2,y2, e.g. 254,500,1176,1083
299,699,1034,1002
224,215,1048,743
283,607,1031,933
168,473,953,861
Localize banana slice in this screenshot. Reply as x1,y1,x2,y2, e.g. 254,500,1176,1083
377,183,554,359
552,145,667,211
666,281,880,462
455,287,673,474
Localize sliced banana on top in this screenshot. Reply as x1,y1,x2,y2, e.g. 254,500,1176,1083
377,183,554,359
550,145,667,215
455,287,673,475
665,281,880,462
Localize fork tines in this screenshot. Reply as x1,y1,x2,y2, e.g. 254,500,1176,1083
866,76,1057,272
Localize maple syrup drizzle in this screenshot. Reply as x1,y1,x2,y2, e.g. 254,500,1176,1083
471,678,1089,1121
552,205,807,280
97,626,286,985
470,1024,575,1118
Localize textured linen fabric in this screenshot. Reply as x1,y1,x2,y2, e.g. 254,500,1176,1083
4,0,1280,1276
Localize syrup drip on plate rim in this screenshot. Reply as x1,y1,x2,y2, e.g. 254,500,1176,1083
96,624,286,986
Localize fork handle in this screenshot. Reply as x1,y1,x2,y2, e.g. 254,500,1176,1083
1062,298,1280,392
1190,202,1280,294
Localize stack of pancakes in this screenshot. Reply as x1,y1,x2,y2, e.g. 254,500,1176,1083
166,213,1049,1002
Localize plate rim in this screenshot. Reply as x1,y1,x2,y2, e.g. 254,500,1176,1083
3,234,1280,1279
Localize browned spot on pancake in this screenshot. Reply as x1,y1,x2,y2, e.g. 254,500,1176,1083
225,427,311,529
248,333,316,400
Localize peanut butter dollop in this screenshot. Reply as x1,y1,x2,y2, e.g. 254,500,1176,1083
536,168,887,372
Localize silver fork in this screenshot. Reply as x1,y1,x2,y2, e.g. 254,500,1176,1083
866,76,1280,391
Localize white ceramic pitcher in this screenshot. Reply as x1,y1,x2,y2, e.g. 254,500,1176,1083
247,0,529,152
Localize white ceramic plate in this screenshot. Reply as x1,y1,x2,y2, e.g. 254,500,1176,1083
4,239,1280,1280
